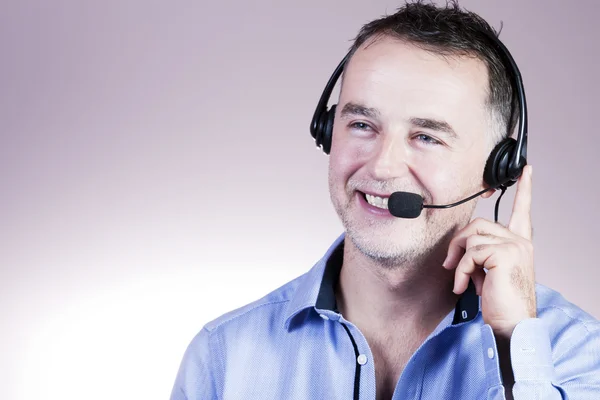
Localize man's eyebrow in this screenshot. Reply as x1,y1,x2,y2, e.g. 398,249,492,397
339,102,458,139
410,117,458,139
339,102,381,120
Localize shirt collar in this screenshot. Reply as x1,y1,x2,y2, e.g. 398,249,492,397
283,232,480,330
283,233,345,330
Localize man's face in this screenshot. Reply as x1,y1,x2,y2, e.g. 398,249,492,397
328,37,495,267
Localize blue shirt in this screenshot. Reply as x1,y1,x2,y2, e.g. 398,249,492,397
171,233,600,399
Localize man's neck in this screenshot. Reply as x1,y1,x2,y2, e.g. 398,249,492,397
335,237,459,336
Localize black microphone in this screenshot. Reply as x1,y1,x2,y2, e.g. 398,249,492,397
388,186,500,219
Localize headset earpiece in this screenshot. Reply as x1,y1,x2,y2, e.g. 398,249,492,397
483,137,525,188
313,110,326,151
321,105,336,154
311,105,336,155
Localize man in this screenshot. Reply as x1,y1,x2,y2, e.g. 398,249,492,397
171,2,600,399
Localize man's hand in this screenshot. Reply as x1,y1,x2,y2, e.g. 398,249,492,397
443,165,535,339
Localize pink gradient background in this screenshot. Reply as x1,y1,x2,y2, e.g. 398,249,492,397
1,1,598,399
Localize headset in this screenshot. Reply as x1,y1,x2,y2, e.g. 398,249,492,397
309,33,528,190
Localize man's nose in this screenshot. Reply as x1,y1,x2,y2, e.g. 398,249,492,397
367,132,410,180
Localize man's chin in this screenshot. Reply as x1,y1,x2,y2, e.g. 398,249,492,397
346,228,416,260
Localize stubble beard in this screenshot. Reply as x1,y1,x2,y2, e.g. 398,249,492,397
330,184,475,272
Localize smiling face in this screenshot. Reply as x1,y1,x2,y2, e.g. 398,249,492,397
328,36,496,267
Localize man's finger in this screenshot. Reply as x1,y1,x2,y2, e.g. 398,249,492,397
508,165,533,240
453,243,493,294
443,219,515,270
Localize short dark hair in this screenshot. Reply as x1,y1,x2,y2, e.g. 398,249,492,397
343,0,518,144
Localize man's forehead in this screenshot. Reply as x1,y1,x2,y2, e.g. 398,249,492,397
338,39,490,121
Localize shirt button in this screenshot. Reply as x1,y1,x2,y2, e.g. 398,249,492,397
319,314,329,320
357,354,368,365
487,348,494,359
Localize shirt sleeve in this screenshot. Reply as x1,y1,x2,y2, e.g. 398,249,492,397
170,327,220,400
482,318,600,399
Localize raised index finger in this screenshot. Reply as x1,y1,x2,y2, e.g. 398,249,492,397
508,164,533,240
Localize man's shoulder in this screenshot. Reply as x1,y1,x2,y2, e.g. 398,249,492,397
199,234,345,336
202,270,308,334
535,282,600,333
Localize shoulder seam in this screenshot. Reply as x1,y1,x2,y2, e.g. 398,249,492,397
204,299,291,334
539,304,600,334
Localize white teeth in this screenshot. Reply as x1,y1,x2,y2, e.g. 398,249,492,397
365,193,389,209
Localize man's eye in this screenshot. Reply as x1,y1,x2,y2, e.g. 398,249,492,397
349,122,371,131
415,134,441,145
